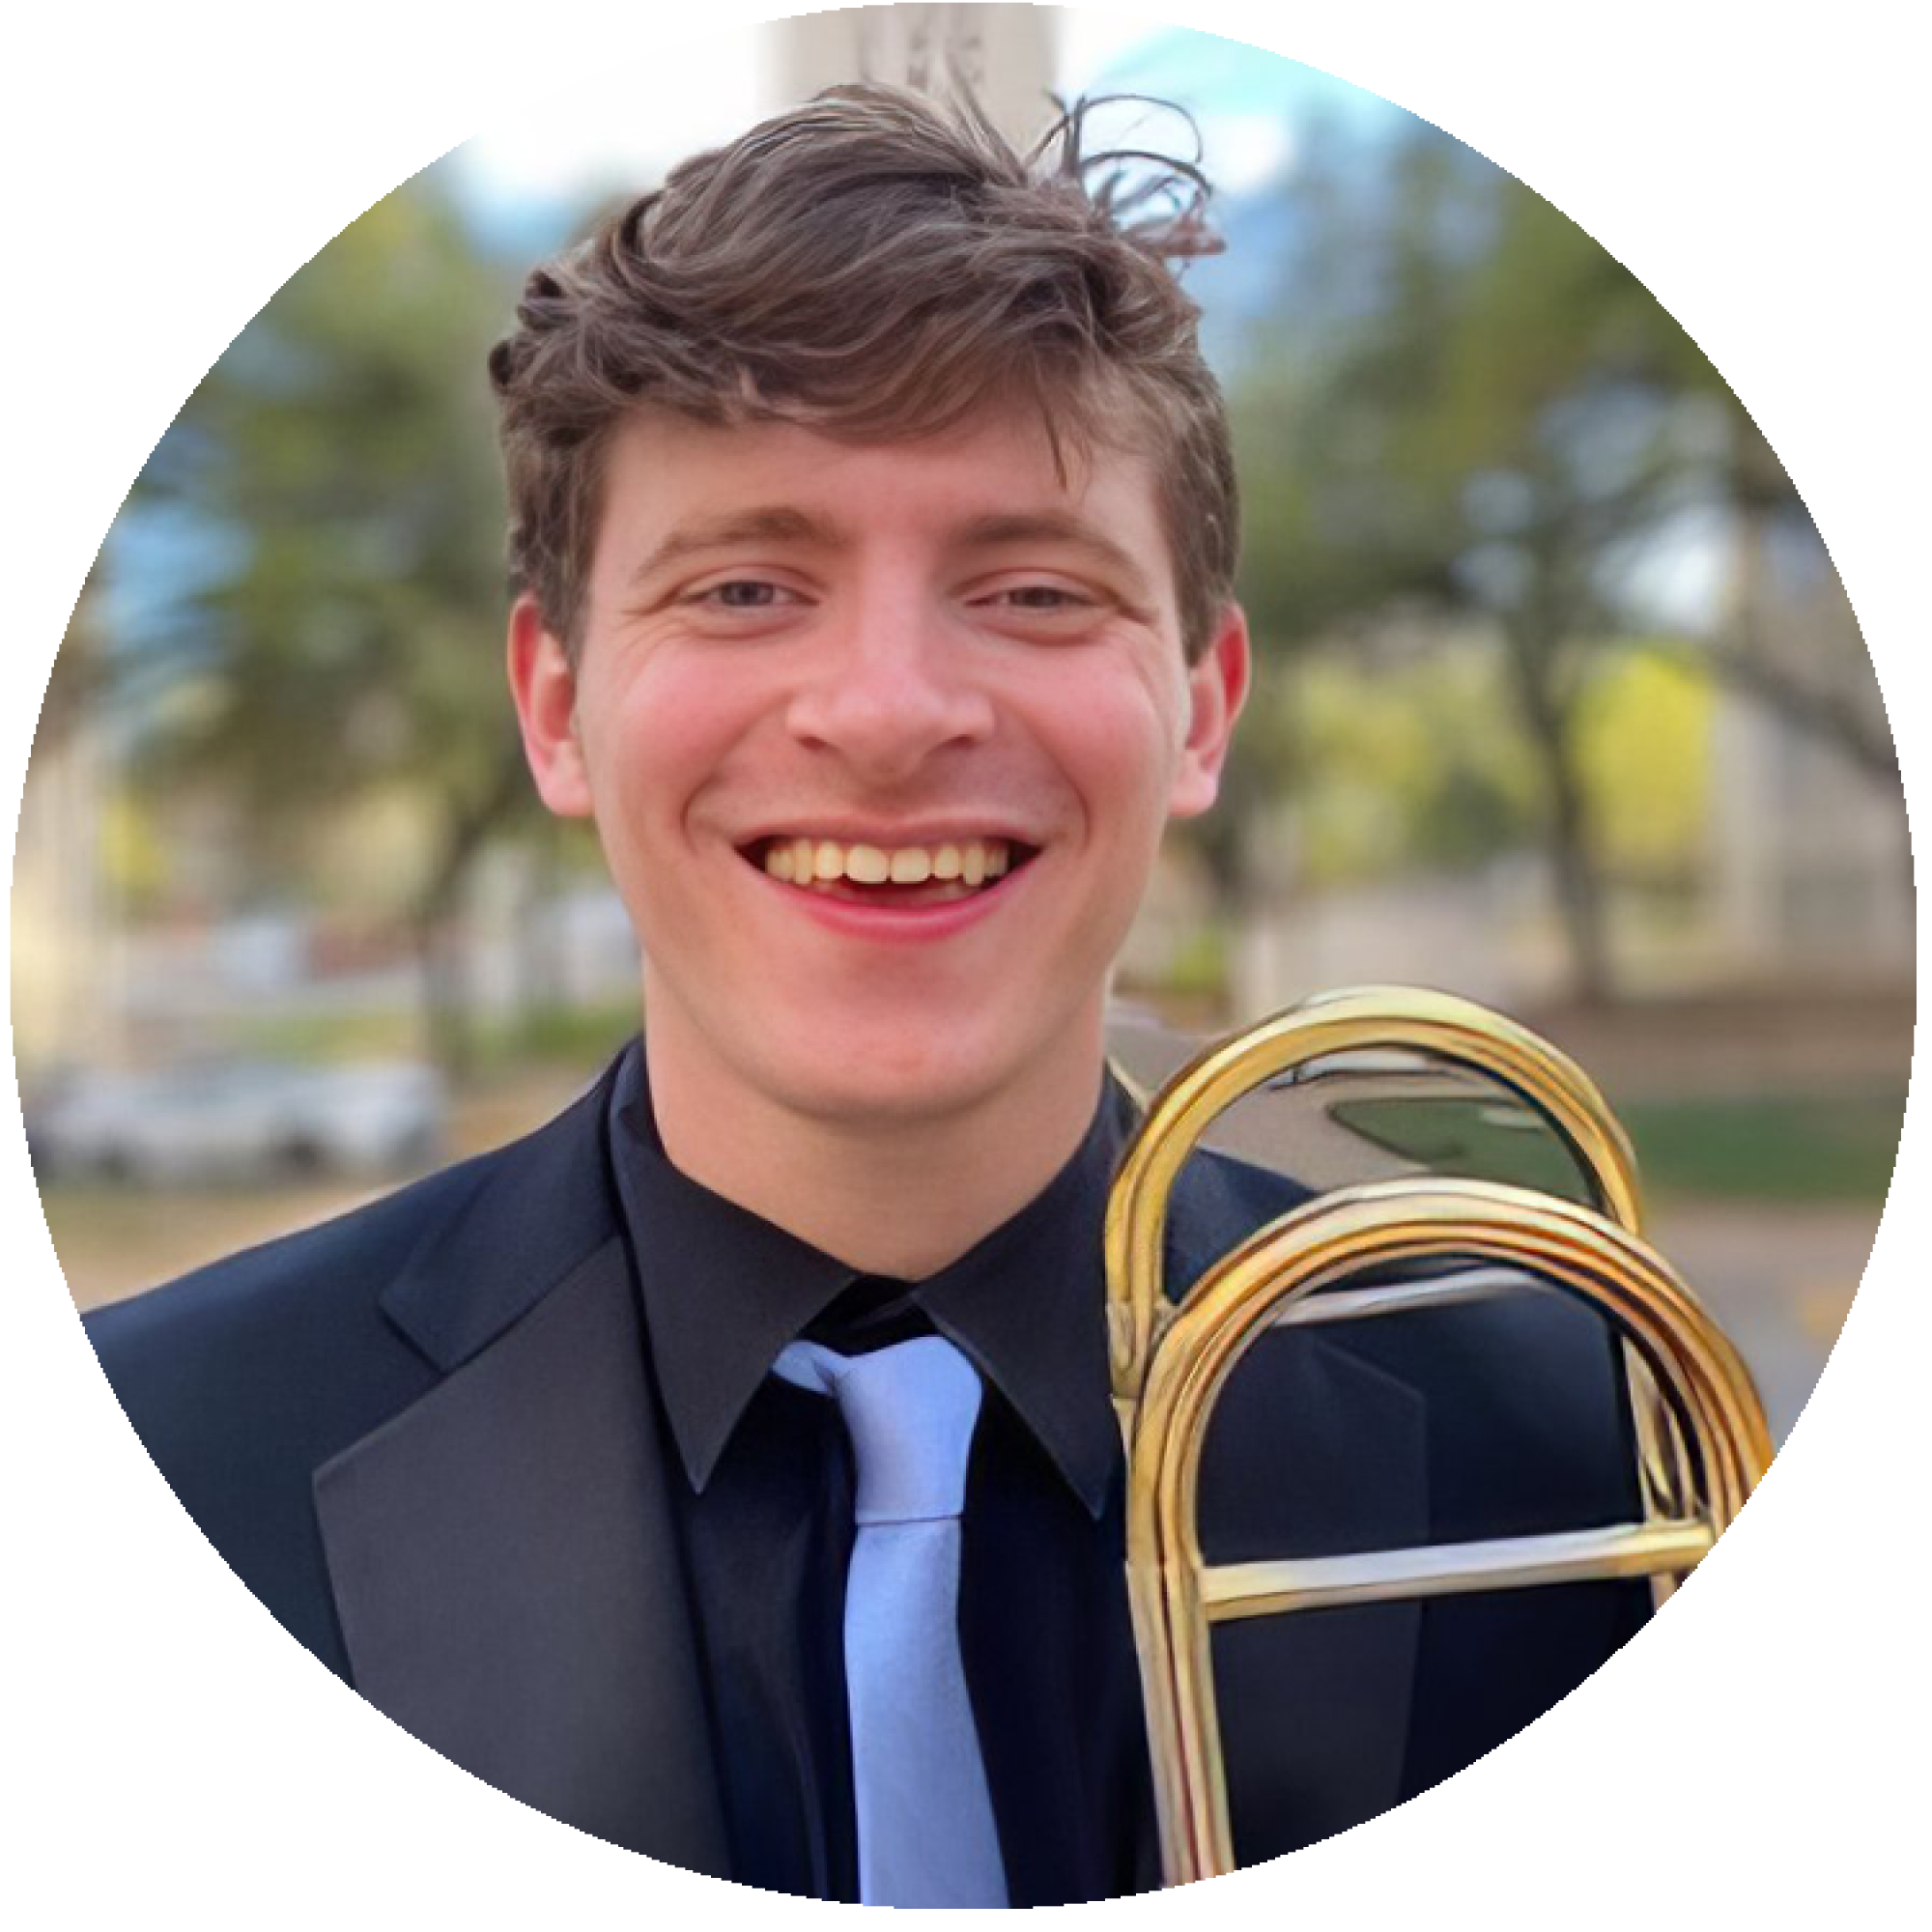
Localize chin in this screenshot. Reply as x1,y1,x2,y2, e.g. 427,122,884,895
758,1028,1051,1130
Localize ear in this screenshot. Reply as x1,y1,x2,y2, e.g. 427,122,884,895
1167,603,1251,819
507,594,594,818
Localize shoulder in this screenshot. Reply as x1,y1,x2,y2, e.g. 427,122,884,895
1163,1144,1316,1295
86,1148,491,1378
81,1151,497,1494
86,1056,620,1339
1166,1145,1639,1524
82,1065,620,1475
75,1156,499,1668
75,1066,626,1667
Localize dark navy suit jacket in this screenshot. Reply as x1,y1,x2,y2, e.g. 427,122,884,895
84,1053,1649,1881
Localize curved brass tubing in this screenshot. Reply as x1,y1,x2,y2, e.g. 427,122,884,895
1105,989,1772,1885
1105,984,1644,1423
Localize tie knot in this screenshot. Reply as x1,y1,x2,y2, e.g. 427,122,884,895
775,1334,983,1524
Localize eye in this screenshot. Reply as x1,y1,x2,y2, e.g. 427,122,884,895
696,579,796,610
977,581,1099,616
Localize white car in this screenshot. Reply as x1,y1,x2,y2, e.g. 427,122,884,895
28,1058,447,1185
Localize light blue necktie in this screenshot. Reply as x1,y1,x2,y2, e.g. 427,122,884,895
774,1334,1009,1908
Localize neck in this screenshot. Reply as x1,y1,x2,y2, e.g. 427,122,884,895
640,1020,1107,1280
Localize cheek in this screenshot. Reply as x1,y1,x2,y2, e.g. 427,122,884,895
1040,668,1186,828
589,665,748,824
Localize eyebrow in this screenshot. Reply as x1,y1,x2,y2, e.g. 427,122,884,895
950,512,1156,600
625,503,1158,604
627,506,837,590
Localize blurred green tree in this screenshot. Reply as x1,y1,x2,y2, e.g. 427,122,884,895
1230,118,1886,999
113,174,540,1067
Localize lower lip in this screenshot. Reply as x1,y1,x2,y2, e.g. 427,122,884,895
751,864,1028,942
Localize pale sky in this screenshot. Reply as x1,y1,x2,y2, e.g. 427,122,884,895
444,11,1299,224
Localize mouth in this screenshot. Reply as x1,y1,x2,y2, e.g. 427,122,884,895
739,834,1040,909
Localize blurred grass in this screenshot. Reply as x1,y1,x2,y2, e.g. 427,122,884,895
235,1009,425,1064
1328,1096,1591,1200
1329,1091,1906,1204
232,1001,639,1074
1619,1092,1906,1204
478,1000,639,1069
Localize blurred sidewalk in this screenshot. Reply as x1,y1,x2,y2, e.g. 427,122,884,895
1649,1199,1869,1443
1520,989,1913,1103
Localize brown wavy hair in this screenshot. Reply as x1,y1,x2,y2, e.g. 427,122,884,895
488,84,1236,661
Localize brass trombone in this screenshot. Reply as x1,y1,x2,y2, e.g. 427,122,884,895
1105,985,1774,1884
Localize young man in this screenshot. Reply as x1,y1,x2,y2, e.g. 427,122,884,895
86,87,1648,1904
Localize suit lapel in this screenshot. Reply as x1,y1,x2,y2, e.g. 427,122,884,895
314,1071,731,1877
308,1066,1433,1881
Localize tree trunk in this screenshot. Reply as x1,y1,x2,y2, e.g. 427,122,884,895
412,907,471,1079
513,821,567,1038
1502,614,1616,1004
412,743,537,1079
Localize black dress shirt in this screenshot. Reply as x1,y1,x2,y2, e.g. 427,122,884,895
605,1043,1159,1905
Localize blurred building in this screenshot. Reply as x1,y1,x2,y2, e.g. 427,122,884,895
13,584,124,1074
1707,531,1910,986
770,4,1059,146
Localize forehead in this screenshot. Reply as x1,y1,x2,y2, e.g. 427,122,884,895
589,404,1172,579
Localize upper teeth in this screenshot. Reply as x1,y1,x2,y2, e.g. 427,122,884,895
762,838,1012,887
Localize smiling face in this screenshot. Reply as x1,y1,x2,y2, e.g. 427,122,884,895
510,404,1247,1141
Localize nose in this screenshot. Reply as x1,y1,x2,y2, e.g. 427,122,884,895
783,593,995,782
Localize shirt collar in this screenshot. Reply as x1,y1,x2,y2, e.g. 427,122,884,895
606,1040,1135,1519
